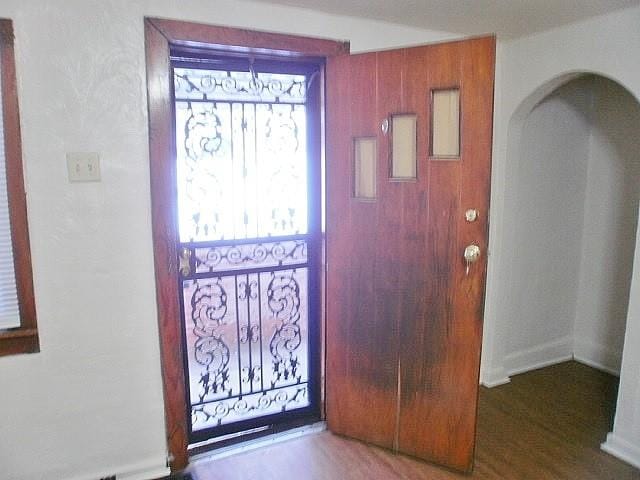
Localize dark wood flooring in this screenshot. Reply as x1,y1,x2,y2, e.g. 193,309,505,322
187,361,640,479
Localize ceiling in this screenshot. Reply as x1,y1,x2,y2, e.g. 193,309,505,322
250,0,640,38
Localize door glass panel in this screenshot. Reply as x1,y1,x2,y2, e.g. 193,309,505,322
173,65,316,438
353,137,377,199
390,114,417,179
431,88,460,158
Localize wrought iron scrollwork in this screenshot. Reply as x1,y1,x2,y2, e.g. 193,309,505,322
175,69,307,104
268,271,302,386
191,279,231,402
178,101,227,242
192,385,308,427
184,102,223,160
186,266,310,431
175,66,308,243
195,240,307,273
176,65,313,433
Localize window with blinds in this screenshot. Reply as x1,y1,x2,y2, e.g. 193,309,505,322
0,59,20,330
0,18,39,356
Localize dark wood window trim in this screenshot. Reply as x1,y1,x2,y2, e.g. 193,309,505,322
144,17,348,471
0,19,39,357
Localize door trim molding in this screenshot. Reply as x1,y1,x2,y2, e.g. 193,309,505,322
144,17,348,471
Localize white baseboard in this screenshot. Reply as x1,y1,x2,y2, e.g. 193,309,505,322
480,365,511,388
482,376,511,388
65,456,169,480
602,432,640,469
573,338,621,376
483,336,623,387
119,462,170,480
504,336,573,377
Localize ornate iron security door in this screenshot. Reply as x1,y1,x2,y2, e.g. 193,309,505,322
172,59,321,443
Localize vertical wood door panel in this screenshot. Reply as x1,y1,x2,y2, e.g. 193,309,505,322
326,36,496,472
325,52,399,449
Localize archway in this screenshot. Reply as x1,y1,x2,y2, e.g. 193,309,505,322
485,72,640,462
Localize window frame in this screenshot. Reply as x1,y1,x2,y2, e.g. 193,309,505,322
0,19,39,357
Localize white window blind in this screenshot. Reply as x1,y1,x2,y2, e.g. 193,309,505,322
0,60,21,330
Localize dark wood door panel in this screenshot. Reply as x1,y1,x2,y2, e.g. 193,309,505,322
396,37,496,471
326,36,496,473
325,52,399,448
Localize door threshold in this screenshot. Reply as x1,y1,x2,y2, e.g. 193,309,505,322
189,421,326,463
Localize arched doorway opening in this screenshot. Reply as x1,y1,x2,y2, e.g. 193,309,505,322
484,72,640,468
500,74,639,376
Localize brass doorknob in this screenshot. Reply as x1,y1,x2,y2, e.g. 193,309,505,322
464,244,481,275
464,244,481,263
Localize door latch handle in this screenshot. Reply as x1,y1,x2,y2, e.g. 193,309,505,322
464,244,481,275
179,247,192,277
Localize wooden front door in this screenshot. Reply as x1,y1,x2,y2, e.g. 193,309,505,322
325,36,495,472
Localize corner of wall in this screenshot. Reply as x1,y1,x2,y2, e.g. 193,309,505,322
573,337,621,375
480,365,511,387
602,433,640,470
503,335,574,377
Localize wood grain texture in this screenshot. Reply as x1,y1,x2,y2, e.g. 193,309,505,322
397,36,496,472
325,36,495,471
144,16,349,470
187,362,640,480
325,52,400,449
145,18,188,470
0,18,39,357
148,18,349,58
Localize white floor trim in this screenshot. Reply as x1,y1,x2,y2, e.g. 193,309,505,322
483,338,623,388
602,432,640,470
480,363,511,388
191,422,327,463
573,338,621,376
574,354,620,376
65,456,169,480
503,335,573,377
509,353,574,376
481,373,511,388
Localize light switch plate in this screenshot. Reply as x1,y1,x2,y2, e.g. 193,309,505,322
66,152,101,182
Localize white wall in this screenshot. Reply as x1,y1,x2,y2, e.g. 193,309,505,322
574,77,640,374
0,1,455,479
482,3,640,469
500,80,591,374
603,224,640,468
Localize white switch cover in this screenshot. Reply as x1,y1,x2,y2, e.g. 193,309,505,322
66,152,101,182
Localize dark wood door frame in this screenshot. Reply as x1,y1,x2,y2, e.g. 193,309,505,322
144,17,348,471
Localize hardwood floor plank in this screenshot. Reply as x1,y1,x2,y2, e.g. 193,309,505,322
187,362,640,479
